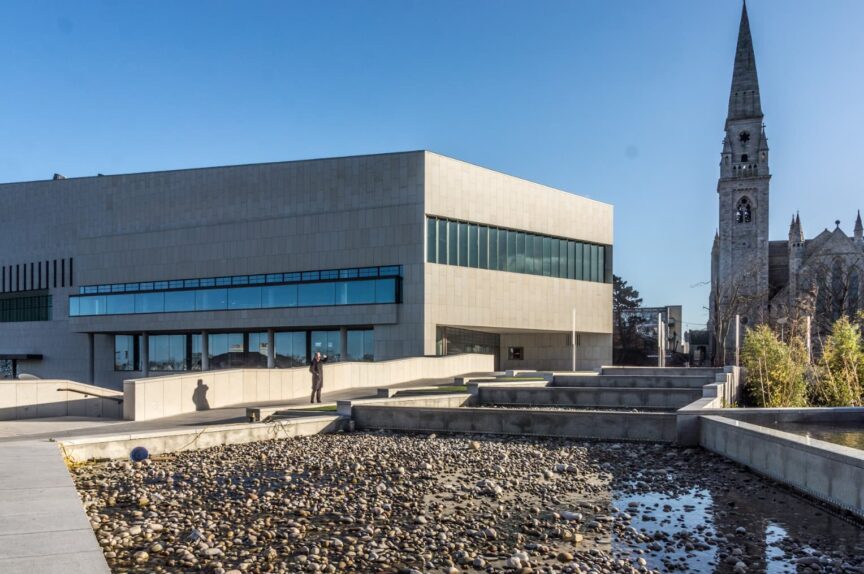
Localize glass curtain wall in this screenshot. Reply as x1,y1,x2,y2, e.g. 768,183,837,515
426,216,611,283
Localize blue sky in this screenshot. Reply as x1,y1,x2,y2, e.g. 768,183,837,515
2,1,864,329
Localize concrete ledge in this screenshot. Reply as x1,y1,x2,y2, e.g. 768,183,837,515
466,380,550,396
57,415,345,462
477,386,701,410
700,415,864,519
352,406,677,442
336,393,471,417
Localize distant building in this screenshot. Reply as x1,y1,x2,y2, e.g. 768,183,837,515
0,151,614,388
709,4,863,363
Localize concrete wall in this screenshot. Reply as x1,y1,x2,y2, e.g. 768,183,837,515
0,380,122,420
422,153,613,370
700,415,864,519
123,353,493,421
352,405,677,442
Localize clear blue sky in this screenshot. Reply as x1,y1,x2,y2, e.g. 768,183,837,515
2,1,863,329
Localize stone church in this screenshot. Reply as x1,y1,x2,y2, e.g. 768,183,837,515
708,3,863,363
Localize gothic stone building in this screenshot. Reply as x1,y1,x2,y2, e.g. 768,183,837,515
709,3,864,363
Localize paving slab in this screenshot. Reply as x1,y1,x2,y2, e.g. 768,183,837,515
0,440,109,573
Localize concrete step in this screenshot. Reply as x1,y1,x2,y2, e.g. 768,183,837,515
352,405,677,442
600,367,720,377
478,386,702,410
553,375,712,389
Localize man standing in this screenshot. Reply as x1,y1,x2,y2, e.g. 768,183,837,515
309,351,327,403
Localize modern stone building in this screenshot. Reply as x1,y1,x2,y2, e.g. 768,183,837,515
0,151,613,388
709,4,863,363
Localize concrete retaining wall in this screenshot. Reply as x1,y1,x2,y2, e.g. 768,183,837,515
123,353,493,421
0,380,123,421
478,386,701,410
352,406,677,442
58,415,345,461
700,415,864,519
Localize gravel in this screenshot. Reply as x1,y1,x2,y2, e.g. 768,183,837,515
72,432,864,573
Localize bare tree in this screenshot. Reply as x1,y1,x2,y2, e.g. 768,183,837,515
709,259,771,366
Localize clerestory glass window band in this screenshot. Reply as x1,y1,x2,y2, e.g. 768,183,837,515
425,215,611,283
69,277,400,317
77,265,402,295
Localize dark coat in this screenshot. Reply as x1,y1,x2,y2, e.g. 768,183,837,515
309,355,327,389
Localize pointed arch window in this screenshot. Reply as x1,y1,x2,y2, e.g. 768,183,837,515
736,197,752,224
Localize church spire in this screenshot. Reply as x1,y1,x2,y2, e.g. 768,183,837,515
855,210,863,242
728,1,762,122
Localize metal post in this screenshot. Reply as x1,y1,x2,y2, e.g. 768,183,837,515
657,313,663,368
267,329,276,369
806,315,812,363
571,307,576,372
734,314,740,367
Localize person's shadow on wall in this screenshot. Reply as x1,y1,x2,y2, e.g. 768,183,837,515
192,379,210,411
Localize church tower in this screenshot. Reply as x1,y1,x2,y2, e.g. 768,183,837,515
712,2,771,360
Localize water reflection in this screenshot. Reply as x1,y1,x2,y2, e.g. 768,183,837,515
609,472,864,573
758,421,864,451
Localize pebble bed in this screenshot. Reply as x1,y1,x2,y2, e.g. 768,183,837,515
72,432,864,574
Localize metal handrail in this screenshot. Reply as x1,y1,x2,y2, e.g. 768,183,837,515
57,387,123,403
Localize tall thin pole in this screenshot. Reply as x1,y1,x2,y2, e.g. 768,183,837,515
571,307,577,372
734,314,740,367
658,313,663,368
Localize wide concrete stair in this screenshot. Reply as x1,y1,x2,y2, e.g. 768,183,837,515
340,367,725,444
476,386,702,411
600,367,719,377
552,375,711,389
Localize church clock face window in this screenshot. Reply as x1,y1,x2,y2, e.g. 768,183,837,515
738,131,750,145
736,197,752,223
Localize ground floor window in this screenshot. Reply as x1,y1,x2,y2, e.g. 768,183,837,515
148,334,187,371
114,335,139,371
275,331,307,368
436,326,500,357
114,327,376,372
0,359,12,379
311,330,341,361
208,333,247,369
347,329,374,361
